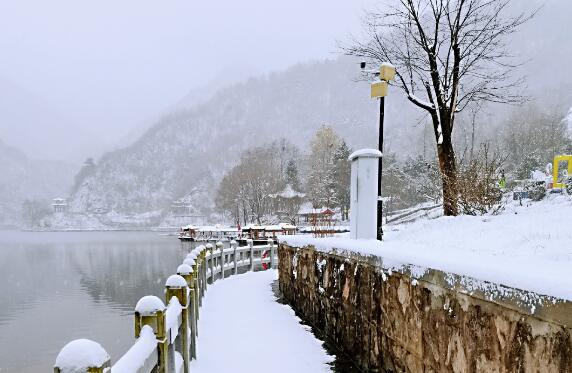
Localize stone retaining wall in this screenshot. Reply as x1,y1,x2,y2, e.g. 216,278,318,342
278,243,572,373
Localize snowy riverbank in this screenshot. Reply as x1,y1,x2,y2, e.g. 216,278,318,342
280,195,572,301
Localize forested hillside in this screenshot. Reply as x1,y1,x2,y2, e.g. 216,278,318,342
68,58,419,219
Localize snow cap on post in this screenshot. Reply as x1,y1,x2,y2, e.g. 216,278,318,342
165,274,188,288
177,263,193,275
205,243,213,249
216,241,223,248
184,257,196,267
349,148,382,161
54,339,110,372
187,251,198,260
135,295,166,316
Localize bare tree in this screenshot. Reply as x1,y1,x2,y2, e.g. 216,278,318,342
215,140,301,224
344,0,532,215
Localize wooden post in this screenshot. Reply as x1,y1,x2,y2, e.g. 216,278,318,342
268,238,275,269
231,240,238,275
216,241,224,280
248,238,254,272
54,339,110,373
200,248,207,297
165,275,189,373
192,261,201,308
135,296,168,373
177,265,196,360
206,243,214,284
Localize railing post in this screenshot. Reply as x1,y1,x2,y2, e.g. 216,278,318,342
54,339,110,373
248,238,254,272
200,246,207,296
191,259,201,308
165,275,189,373
177,264,197,360
206,243,214,284
268,238,275,269
135,296,168,373
193,245,206,302
216,241,224,280
231,240,238,275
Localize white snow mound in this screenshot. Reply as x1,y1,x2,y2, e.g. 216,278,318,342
135,295,166,316
55,339,109,371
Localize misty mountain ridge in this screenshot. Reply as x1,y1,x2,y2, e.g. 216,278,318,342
0,76,111,163
66,57,423,225
65,49,572,228
0,139,76,227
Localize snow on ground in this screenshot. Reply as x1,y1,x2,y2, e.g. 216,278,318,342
190,270,333,373
281,195,572,301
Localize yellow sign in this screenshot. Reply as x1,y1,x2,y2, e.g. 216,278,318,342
371,80,388,98
380,63,396,81
553,154,572,188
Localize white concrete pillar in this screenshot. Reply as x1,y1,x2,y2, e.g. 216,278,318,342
349,149,382,240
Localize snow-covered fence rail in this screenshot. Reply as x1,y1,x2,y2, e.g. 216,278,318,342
54,239,278,373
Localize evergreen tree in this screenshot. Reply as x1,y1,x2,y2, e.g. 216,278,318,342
333,140,351,220
285,159,301,191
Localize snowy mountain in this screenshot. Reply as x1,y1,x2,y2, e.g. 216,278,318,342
0,140,76,227
67,58,420,221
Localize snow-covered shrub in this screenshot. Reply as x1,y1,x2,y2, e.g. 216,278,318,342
456,144,505,215
524,181,546,201
566,177,572,195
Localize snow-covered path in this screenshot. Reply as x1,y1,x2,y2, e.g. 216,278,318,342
189,270,333,373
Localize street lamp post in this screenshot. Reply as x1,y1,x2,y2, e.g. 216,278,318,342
361,61,396,240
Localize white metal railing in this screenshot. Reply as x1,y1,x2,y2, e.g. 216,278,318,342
53,239,278,373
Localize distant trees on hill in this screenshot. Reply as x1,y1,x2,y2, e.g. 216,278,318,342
215,127,353,225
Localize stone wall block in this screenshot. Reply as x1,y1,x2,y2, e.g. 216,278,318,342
278,244,572,373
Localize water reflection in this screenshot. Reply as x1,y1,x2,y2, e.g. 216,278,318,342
0,231,185,372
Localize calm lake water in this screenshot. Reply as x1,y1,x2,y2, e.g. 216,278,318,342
0,231,189,372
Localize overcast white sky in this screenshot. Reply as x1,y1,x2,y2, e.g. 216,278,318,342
0,0,377,145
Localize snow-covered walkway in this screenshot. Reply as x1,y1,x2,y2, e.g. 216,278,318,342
189,270,333,373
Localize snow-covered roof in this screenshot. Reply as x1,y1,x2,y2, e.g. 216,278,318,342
297,204,338,215
219,227,239,232
279,223,297,230
270,184,305,199
181,224,199,230
265,225,283,231
242,224,265,230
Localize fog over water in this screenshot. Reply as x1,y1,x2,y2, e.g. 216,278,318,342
0,231,186,372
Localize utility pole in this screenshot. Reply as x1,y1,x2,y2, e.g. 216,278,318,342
361,61,396,240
